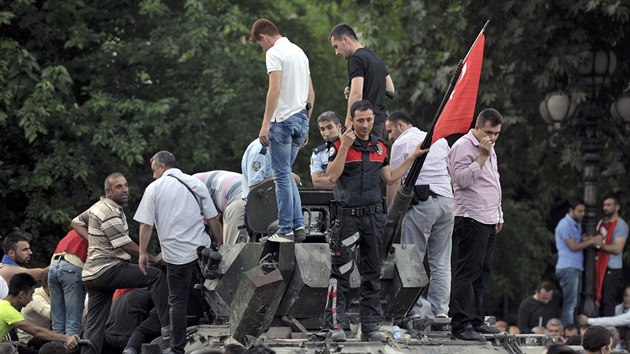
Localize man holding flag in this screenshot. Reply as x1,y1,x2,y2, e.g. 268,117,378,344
449,108,504,341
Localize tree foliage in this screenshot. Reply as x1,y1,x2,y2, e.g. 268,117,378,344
347,0,630,316
1,0,630,319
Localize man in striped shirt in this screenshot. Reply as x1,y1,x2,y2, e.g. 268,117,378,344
73,173,169,354
193,170,246,245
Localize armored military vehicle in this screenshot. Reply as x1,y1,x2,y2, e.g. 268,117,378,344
137,178,566,354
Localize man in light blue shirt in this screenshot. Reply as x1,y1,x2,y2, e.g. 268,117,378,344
555,197,593,326
241,139,273,200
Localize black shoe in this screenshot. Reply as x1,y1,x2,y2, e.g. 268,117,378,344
474,324,501,334
452,329,485,342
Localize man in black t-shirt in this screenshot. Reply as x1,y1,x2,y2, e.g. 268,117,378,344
329,23,394,138
516,282,561,334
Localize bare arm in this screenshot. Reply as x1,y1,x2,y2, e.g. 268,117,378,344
259,71,282,146
312,172,335,189
207,216,223,247
71,212,89,240
386,179,401,208
15,320,77,348
345,77,364,128
385,74,395,93
121,241,140,258
565,236,594,251
599,236,627,254
307,75,315,118
381,145,428,184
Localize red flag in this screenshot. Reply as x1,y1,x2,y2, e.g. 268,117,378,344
432,33,485,143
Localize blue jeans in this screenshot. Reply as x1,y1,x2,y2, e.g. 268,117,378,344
556,267,582,326
269,111,308,234
49,259,86,335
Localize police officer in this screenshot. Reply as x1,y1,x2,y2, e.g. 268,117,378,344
241,138,273,201
324,100,426,342
310,111,343,189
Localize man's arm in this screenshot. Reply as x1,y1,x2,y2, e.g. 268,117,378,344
381,145,427,184
386,179,401,208
15,320,78,349
583,311,630,327
207,216,223,247
307,75,315,118
345,77,364,128
516,300,531,334
312,172,335,189
259,70,282,147
0,266,47,282
71,211,90,240
138,223,153,275
328,132,356,184
599,235,627,254
565,235,594,251
385,74,395,93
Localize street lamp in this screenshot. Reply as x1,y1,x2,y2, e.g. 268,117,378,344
540,49,621,317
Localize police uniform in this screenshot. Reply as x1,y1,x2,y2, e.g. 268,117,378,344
240,139,273,200
324,135,388,334
310,143,329,176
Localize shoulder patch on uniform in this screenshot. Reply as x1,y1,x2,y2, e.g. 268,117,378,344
376,144,383,156
328,145,337,157
251,160,262,171
313,143,327,154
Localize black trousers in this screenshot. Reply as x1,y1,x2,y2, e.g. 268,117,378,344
82,262,170,354
601,268,623,317
325,212,385,333
449,217,496,332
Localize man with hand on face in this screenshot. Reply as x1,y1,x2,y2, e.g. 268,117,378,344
310,111,342,189
323,100,427,343
448,109,505,341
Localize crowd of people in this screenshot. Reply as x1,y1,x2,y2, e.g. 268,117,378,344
0,17,626,354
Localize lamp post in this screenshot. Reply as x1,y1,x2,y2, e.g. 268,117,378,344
539,49,625,317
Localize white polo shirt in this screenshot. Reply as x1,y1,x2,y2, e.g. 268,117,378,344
266,37,310,122
390,127,453,198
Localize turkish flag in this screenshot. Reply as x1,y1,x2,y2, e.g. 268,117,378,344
431,33,485,143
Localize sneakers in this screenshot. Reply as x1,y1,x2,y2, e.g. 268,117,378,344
435,313,449,319
294,227,306,243
122,348,137,354
361,330,389,343
329,328,347,342
264,232,295,243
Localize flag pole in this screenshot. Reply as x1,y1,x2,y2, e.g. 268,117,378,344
381,20,489,259
463,20,490,62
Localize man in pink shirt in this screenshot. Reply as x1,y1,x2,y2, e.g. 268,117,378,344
448,108,504,341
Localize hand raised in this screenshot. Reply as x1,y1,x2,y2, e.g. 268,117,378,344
479,136,494,155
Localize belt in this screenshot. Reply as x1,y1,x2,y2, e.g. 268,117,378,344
337,204,382,216
52,254,65,262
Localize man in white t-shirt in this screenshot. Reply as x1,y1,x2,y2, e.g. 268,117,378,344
385,110,454,319
250,18,315,243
